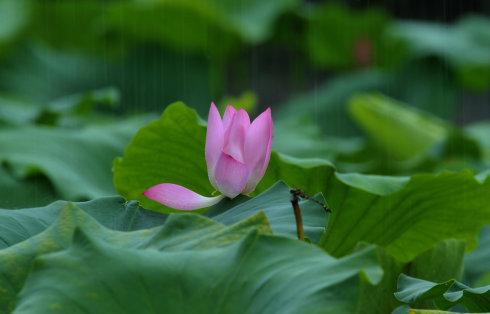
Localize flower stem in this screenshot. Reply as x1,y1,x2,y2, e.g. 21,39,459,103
290,191,304,241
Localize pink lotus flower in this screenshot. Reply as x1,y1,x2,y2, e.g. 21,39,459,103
144,103,273,210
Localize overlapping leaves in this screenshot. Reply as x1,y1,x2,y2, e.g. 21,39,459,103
112,102,490,313
0,198,382,313
2,100,489,313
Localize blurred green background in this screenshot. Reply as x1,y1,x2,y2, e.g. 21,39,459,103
0,0,489,208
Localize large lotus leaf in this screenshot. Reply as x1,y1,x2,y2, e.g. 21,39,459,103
320,171,490,262
11,219,382,314
0,204,270,312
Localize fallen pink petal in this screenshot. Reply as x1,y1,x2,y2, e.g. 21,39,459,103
143,183,225,210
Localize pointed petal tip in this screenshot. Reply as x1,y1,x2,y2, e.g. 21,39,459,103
258,106,272,120
209,102,220,115
238,108,248,114
237,108,251,121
